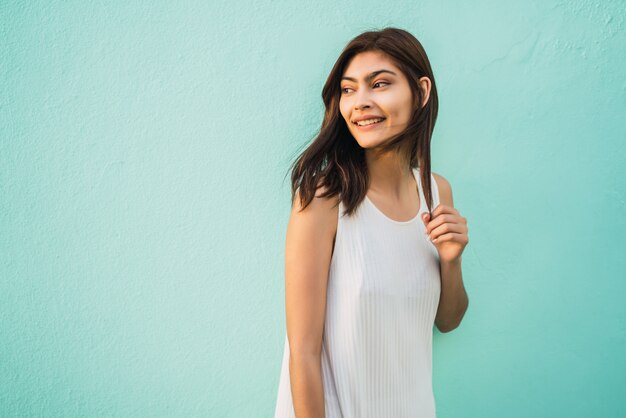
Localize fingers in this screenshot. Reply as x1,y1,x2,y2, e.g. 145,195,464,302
431,232,468,244
424,213,465,235
426,218,467,240
429,204,458,219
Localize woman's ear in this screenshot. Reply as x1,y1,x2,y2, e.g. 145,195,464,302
419,76,431,108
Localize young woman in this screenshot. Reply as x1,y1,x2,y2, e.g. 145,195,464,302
274,27,470,418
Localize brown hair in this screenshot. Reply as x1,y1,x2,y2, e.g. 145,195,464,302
286,27,439,217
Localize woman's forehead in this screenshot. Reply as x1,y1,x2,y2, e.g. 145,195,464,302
343,51,400,77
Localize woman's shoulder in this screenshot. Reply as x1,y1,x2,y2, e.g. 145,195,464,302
431,172,453,207
290,181,339,239
431,172,449,188
292,179,340,212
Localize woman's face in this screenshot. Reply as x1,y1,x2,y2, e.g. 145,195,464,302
339,50,426,149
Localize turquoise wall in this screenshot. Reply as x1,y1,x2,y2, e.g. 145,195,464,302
2,1,625,416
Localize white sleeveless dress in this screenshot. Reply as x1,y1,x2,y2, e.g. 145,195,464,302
274,166,441,418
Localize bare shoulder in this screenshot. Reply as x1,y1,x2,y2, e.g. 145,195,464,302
290,182,339,238
432,172,454,207
289,181,339,252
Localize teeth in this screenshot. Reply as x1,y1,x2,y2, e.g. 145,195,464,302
356,118,384,126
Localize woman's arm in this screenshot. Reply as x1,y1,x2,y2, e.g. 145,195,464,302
429,173,469,333
435,258,468,332
284,186,338,418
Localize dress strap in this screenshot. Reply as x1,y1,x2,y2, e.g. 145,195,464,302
413,167,429,216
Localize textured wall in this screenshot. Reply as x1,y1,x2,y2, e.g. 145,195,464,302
1,1,625,417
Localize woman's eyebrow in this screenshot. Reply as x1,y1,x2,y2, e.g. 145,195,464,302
341,69,397,82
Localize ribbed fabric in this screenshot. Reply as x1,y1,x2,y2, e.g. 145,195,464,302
274,166,441,418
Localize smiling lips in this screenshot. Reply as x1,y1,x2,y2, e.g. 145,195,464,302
353,117,386,129
356,117,384,125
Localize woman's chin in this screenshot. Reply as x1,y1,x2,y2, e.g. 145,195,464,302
353,136,391,149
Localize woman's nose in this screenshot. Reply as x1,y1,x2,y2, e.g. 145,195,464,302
354,90,372,110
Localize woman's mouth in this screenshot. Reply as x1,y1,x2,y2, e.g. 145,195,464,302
353,117,386,130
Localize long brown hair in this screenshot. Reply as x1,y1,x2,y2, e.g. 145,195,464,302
286,27,439,217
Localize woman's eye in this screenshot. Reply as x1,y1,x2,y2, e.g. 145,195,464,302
341,82,388,94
